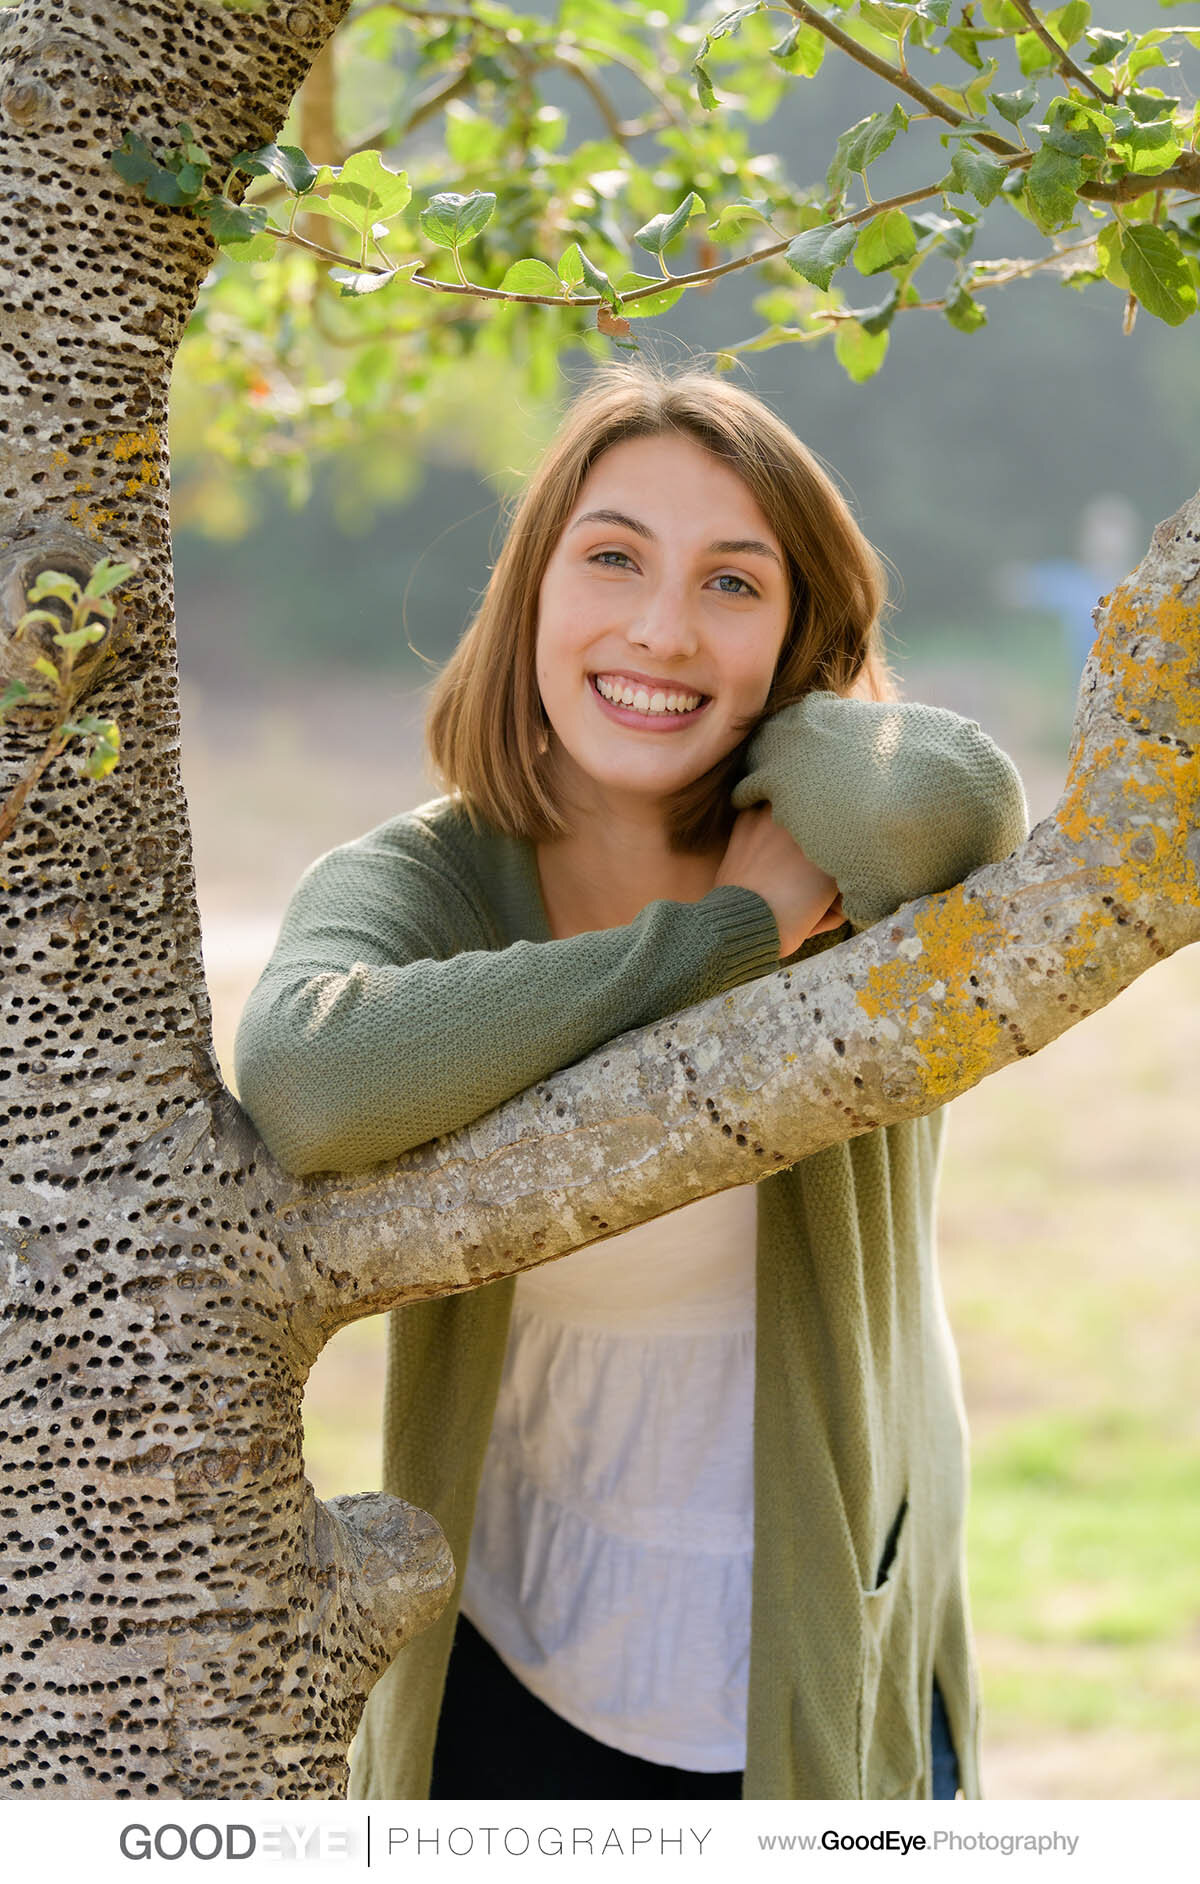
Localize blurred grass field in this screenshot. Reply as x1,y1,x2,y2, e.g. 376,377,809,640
183,626,1199,1800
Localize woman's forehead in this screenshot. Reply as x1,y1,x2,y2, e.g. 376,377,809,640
568,434,778,539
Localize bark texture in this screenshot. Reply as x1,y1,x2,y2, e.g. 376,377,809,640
0,0,1197,1803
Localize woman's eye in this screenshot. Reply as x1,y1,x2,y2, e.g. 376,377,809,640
588,551,758,598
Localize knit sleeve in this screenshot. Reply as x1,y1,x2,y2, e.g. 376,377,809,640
233,811,780,1177
730,691,1029,931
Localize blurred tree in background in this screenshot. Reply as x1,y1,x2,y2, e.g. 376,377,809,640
165,0,1200,674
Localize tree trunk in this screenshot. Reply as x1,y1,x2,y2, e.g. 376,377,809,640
1,0,1197,1801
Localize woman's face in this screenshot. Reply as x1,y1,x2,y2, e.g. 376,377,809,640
535,432,791,827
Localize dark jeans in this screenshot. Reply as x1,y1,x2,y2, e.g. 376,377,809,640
432,1613,961,1801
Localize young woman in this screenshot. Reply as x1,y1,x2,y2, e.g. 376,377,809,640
235,362,1028,1801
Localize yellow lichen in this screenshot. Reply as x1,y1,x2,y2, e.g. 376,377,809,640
856,883,1008,1099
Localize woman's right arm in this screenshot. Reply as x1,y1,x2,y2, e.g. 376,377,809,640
233,810,781,1177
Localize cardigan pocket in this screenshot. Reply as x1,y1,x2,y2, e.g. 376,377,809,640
857,1494,923,1799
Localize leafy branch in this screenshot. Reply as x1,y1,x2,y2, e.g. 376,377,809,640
107,2,1200,393
0,561,131,848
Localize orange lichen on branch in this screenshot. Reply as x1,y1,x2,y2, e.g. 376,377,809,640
56,428,161,538
1060,740,1122,844
856,884,1008,1098
1093,589,1199,731
110,426,163,500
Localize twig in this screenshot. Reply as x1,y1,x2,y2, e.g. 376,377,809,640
782,0,1020,157
0,727,69,849
1010,0,1109,104
407,160,1030,308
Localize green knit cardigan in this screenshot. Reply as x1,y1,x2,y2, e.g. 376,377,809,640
234,692,1028,1800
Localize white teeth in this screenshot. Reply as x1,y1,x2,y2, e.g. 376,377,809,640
595,676,703,716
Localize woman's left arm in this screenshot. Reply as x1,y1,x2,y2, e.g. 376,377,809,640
731,691,1029,932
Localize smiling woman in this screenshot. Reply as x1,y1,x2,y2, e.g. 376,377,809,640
233,360,1029,1801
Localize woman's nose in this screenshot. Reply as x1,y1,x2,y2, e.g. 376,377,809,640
626,583,700,659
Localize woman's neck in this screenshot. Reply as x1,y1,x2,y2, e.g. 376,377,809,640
536,816,722,939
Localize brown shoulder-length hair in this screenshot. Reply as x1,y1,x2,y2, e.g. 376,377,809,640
426,359,897,853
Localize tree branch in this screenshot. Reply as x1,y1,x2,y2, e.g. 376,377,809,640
1010,0,1109,104
783,0,1020,156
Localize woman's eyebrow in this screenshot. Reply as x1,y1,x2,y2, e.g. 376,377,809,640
567,507,783,568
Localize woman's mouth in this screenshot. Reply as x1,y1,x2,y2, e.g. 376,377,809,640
589,673,711,727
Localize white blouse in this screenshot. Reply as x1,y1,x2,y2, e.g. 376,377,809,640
461,1184,759,1772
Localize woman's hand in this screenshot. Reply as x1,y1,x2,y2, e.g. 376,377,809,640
715,805,845,959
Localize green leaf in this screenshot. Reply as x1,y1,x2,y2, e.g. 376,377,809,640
854,208,917,275
834,321,889,383
945,284,988,332
229,142,319,196
705,3,764,41
201,197,269,244
910,209,974,259
26,571,79,603
1110,115,1182,178
173,123,210,169
1124,90,1181,125
858,1,914,39
69,718,121,780
1026,145,1085,233
706,199,778,240
1046,1,1091,49
1084,29,1128,65
1127,42,1169,83
33,656,61,684
329,266,399,297
785,220,858,290
614,273,688,317
947,146,1008,207
693,58,717,111
54,623,106,656
827,103,909,198
557,244,586,289
500,258,564,295
991,85,1039,125
1096,221,1129,290
634,192,705,256
770,21,825,76
853,283,900,334
330,152,413,236
0,680,31,719
222,231,278,263
110,133,192,207
420,190,495,250
1015,29,1056,76
577,247,622,312
287,190,361,233
944,24,989,71
955,59,997,121
1120,224,1197,325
